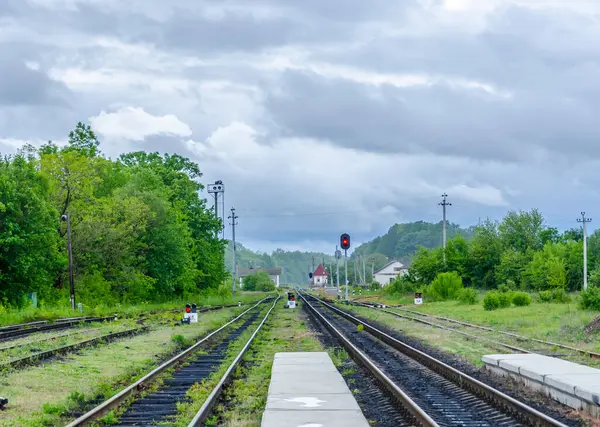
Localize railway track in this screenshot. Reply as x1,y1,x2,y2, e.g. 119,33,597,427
0,316,117,342
355,302,600,362
300,292,572,427
65,296,278,427
0,303,249,371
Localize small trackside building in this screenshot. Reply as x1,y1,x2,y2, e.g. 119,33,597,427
311,264,329,287
372,260,407,286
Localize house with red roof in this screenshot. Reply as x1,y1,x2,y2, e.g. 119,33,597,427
311,264,329,287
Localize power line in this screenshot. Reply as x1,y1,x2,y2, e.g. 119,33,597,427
239,208,393,219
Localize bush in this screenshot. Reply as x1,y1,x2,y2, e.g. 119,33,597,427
483,291,500,311
538,288,572,304
579,286,600,311
498,292,512,308
498,280,516,293
538,290,553,303
457,288,478,305
428,271,463,301
550,288,572,303
385,276,417,295
511,291,531,307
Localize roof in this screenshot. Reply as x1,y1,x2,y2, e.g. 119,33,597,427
373,260,406,276
237,267,282,277
313,264,328,277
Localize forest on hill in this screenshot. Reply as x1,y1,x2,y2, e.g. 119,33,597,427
226,221,473,285
0,123,225,308
351,221,475,264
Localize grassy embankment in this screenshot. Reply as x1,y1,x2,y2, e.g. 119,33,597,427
343,291,600,367
0,307,245,427
0,292,269,327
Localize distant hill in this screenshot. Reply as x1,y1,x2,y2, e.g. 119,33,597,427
226,221,475,285
225,243,334,286
351,221,475,264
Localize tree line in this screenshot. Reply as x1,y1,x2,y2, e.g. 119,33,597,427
400,209,594,292
0,122,226,308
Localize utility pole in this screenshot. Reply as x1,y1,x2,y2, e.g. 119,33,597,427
312,256,315,275
335,246,341,294
208,181,225,239
578,212,592,291
363,256,366,287
228,207,239,295
61,214,75,310
344,250,349,302
439,193,451,263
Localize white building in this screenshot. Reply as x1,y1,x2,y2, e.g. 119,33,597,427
372,261,408,286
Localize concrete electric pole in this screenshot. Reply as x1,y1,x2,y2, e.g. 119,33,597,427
228,207,239,295
577,212,592,291
207,181,225,239
61,214,75,310
335,246,341,294
439,193,451,263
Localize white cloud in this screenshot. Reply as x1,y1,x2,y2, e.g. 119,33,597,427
90,107,192,141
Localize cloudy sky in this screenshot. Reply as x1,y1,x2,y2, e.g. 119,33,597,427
1,0,600,254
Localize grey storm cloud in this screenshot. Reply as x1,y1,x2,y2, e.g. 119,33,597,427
1,0,600,250
262,69,600,164
0,45,71,107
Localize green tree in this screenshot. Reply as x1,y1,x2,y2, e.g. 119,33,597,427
467,219,502,288
498,209,545,253
0,155,65,306
242,271,275,291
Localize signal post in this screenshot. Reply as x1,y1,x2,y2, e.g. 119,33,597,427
340,233,350,304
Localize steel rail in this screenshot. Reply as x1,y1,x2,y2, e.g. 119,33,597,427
387,306,600,360
0,316,117,341
353,302,532,355
304,293,569,427
299,292,439,427
187,296,280,426
0,326,150,370
64,297,271,427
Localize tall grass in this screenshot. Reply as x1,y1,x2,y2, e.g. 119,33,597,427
0,292,270,327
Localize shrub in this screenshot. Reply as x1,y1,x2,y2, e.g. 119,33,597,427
498,280,516,293
511,291,531,307
538,290,553,303
579,286,600,311
385,276,417,295
538,289,572,304
550,288,572,303
457,288,478,305
428,271,463,301
498,292,512,308
483,291,500,311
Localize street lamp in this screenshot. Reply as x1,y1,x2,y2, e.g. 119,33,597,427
61,214,75,310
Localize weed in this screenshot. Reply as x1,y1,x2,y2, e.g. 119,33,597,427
357,323,365,332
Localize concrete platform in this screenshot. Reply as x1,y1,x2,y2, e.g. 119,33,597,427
261,352,370,427
483,353,600,417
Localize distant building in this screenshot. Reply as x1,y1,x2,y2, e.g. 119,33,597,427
237,266,282,288
372,261,407,286
311,264,329,287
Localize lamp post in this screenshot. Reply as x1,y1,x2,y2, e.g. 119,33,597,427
61,214,75,310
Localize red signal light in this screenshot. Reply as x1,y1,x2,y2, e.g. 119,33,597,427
340,233,351,250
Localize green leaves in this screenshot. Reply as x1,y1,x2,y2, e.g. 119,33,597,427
0,121,226,309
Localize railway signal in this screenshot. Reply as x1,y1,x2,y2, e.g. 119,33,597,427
340,233,350,304
285,291,296,309
340,233,350,250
